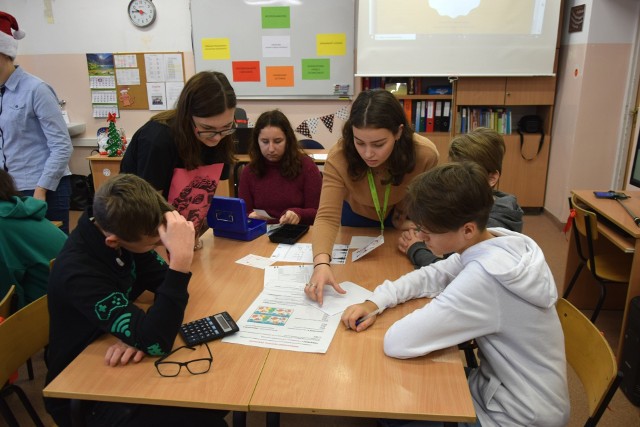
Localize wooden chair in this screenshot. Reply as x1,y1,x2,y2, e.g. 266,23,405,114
0,295,49,427
556,298,623,426
563,195,633,322
0,285,17,320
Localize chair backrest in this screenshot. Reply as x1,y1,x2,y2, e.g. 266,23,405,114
234,107,248,128
556,298,622,425
298,139,324,149
570,194,600,242
0,285,16,319
0,295,49,385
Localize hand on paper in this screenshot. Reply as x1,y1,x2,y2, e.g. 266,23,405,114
104,340,145,367
305,262,345,306
279,210,300,225
398,228,423,255
342,300,380,332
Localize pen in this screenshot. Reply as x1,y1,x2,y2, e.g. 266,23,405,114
355,308,381,327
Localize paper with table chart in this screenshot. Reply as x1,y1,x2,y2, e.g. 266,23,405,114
222,265,373,352
269,243,349,264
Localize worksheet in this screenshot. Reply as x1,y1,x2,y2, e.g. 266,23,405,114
269,243,349,264
222,287,341,353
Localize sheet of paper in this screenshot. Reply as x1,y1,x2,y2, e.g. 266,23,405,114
235,254,276,269
222,288,341,353
310,153,328,161
351,235,384,261
264,265,313,290
253,209,275,219
307,281,373,316
270,243,349,265
349,236,377,249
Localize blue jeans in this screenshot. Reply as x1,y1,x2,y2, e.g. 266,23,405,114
21,175,71,234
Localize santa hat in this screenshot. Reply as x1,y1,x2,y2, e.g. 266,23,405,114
0,12,25,59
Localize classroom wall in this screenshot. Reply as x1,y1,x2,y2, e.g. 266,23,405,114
545,0,640,222
0,0,348,176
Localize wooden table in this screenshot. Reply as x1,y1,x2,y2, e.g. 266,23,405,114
564,190,640,361
44,227,475,423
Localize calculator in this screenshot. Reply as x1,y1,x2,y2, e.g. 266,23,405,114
179,311,239,346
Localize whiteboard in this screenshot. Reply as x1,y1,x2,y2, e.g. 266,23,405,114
191,0,355,99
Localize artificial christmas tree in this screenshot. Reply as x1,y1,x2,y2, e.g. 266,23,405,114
105,112,124,157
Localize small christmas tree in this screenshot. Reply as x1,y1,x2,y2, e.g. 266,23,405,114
105,113,124,157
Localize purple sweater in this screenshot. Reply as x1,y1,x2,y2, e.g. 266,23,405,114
238,155,322,225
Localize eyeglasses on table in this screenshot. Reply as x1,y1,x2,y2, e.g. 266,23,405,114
154,342,212,377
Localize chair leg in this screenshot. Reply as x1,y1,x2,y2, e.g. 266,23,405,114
0,396,20,427
3,384,45,427
27,357,34,380
563,263,584,299
590,282,608,323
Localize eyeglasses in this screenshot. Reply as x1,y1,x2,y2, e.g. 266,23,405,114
154,342,212,377
193,121,236,140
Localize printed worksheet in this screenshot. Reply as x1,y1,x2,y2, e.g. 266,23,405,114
222,288,341,353
269,243,349,264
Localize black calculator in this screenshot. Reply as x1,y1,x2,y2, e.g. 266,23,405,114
179,311,239,346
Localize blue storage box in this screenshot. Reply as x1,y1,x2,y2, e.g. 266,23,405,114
207,196,267,241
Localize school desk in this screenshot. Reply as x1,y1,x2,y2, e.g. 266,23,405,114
43,227,475,424
564,190,640,362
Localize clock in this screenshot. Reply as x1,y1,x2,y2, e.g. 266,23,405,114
128,0,156,28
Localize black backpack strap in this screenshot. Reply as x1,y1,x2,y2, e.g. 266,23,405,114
519,130,544,161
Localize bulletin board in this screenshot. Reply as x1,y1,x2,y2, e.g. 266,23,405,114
114,52,185,111
190,0,355,99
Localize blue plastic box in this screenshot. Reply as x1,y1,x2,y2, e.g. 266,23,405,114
207,196,266,241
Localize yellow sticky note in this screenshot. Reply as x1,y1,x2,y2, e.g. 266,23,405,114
317,34,346,56
202,38,230,60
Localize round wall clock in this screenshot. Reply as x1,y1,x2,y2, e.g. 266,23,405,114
128,0,156,28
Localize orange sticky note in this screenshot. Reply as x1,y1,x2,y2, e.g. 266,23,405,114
266,66,294,87
232,61,261,82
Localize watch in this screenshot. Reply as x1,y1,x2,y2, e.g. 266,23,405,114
128,0,156,28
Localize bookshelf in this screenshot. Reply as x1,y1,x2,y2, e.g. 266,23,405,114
358,75,557,208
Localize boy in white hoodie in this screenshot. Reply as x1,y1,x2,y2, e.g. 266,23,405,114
342,162,570,427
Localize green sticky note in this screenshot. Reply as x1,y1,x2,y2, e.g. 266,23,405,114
262,7,290,29
302,59,330,80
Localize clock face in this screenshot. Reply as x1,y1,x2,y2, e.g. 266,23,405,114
128,0,156,28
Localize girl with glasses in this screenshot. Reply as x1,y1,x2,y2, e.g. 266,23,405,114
121,71,237,247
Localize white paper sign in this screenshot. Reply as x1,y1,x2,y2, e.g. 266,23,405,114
351,235,384,261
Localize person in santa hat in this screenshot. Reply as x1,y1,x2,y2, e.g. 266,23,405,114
0,11,72,233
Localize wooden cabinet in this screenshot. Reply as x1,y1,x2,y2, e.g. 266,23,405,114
87,155,122,191
456,76,556,106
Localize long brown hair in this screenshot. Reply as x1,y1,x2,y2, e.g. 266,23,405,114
0,170,20,200
152,71,237,170
248,110,303,179
341,89,416,185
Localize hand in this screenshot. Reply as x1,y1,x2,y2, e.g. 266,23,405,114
104,340,145,367
398,228,423,255
249,211,270,221
159,211,195,273
305,263,345,306
279,210,300,224
33,186,47,201
341,300,380,332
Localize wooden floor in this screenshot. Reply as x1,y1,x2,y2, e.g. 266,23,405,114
4,211,640,426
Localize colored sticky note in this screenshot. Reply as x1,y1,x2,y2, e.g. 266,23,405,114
266,66,294,87
317,33,347,56
302,59,330,80
201,38,230,60
262,6,290,29
232,61,261,82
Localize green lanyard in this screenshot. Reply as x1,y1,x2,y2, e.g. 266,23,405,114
367,169,391,232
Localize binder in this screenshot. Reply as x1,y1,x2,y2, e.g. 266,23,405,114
441,101,451,132
434,101,443,132
403,99,414,129
419,100,426,132
426,100,435,132
461,107,468,133
415,101,422,132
